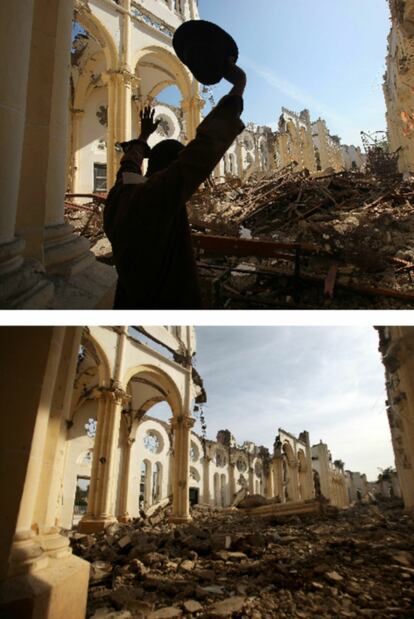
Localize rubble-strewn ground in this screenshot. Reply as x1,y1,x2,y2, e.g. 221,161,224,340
65,169,414,308
188,169,414,309
68,500,414,619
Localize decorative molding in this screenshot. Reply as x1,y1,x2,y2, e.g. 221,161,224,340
130,2,175,39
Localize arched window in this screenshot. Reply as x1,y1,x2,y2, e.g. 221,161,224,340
190,441,200,462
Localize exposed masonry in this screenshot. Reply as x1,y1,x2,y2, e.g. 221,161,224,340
384,0,414,174
377,326,414,508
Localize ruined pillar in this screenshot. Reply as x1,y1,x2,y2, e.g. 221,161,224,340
182,96,204,142
228,459,236,502
248,464,254,494
272,458,282,501
235,137,244,178
170,416,194,523
0,327,89,619
265,469,274,499
288,460,300,502
378,326,414,509
202,455,212,504
277,133,289,168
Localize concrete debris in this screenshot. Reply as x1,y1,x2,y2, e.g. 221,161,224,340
237,494,269,509
188,169,414,308
69,500,414,618
65,169,414,308
230,487,247,508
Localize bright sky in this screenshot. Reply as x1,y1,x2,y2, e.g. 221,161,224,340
196,0,390,148
189,326,394,481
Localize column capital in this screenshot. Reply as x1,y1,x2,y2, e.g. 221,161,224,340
106,68,139,87
170,415,195,430
92,385,131,406
181,95,205,111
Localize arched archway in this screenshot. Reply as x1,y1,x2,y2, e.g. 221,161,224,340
61,330,110,529
121,364,193,523
133,45,201,142
70,10,119,193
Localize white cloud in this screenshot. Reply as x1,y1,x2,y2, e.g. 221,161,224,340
195,327,393,480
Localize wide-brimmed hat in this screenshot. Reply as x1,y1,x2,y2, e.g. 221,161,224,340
173,20,238,85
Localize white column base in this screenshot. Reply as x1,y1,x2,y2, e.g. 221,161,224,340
43,224,117,309
0,554,89,619
0,237,53,309
77,515,118,534
43,223,94,276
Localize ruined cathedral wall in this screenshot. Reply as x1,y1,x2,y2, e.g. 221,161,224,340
377,326,414,508
132,418,172,516
384,0,414,173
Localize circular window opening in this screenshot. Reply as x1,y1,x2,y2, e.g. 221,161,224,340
254,462,262,477
144,430,163,454
156,114,174,138
236,458,247,473
215,451,227,467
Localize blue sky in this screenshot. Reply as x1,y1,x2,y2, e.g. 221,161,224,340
190,326,393,481
196,0,390,147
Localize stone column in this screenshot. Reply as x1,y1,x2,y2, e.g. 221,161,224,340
42,0,93,277
118,437,135,522
4,328,65,578
235,137,244,178
145,461,153,508
228,460,236,503
278,133,289,168
0,0,53,308
35,328,83,558
78,386,127,532
378,327,414,509
68,109,85,193
202,455,211,505
170,415,194,523
265,468,274,499
0,327,89,619
181,96,204,142
272,458,282,501
248,464,254,494
105,72,119,189
0,0,33,246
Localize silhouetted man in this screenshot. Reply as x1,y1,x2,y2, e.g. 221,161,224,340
104,58,246,309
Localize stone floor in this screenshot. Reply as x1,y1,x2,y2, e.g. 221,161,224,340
69,500,414,618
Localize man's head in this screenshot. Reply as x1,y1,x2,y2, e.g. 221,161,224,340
146,139,184,177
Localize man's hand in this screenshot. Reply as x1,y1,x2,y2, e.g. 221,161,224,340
223,57,246,97
139,106,160,141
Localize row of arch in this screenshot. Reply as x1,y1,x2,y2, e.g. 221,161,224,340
70,3,200,192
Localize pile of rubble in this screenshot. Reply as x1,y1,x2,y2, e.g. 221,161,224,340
68,500,414,618
188,168,414,308
64,194,113,261
63,169,414,308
